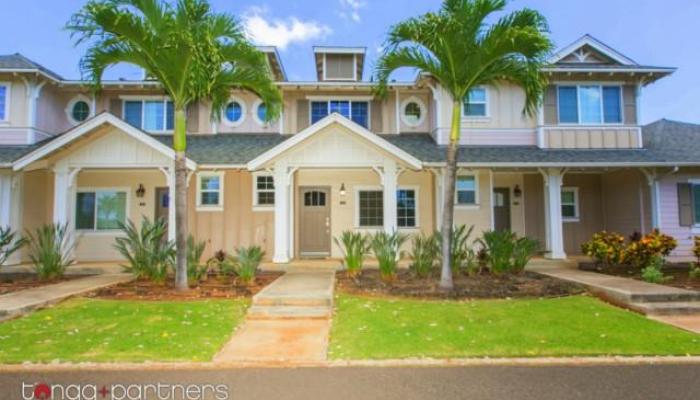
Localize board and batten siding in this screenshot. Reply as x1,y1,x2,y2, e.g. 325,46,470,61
657,172,700,259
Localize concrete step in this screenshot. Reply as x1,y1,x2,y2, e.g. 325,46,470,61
252,294,333,307
629,291,700,303
246,305,332,320
630,301,700,316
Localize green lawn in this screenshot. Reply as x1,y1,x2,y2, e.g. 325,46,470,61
329,294,700,359
0,298,248,363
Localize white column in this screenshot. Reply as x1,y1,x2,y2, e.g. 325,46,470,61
641,168,661,230
158,165,177,242
273,160,291,263
0,173,23,265
543,168,566,259
432,168,445,231
0,174,13,229
382,159,398,233
53,167,72,227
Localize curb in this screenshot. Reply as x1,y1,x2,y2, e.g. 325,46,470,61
2,356,700,372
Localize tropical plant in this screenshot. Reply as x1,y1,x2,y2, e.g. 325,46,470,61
0,227,26,266
580,231,626,267
641,255,668,284
26,224,75,280
185,235,208,282
512,236,539,273
409,233,439,278
114,218,174,283
624,229,677,269
689,262,700,280
370,231,408,282
67,0,282,290
436,225,474,273
207,249,230,275
375,0,552,289
232,246,264,284
334,231,370,278
693,236,700,264
478,230,537,274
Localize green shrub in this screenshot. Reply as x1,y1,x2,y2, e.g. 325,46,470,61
409,233,439,278
478,230,538,274
641,255,669,284
233,246,264,284
26,223,75,280
436,225,474,272
370,231,408,282
580,231,626,267
624,229,677,269
207,250,230,276
689,262,700,280
0,227,26,266
186,235,208,282
114,218,174,284
334,231,370,278
512,236,540,273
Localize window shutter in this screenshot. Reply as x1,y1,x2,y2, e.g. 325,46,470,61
677,183,693,227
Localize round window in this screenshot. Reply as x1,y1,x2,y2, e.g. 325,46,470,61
256,103,267,123
225,101,243,123
71,101,90,123
404,102,422,125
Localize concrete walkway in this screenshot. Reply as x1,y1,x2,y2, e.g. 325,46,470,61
0,273,132,321
214,269,335,364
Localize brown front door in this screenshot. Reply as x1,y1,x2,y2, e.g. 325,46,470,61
493,187,511,232
155,187,169,235
299,186,331,257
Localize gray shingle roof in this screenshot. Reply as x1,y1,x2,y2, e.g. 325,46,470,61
151,134,289,165
0,53,64,80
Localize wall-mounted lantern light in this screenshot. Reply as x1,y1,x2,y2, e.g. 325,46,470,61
339,183,347,196
513,184,522,198
136,184,146,198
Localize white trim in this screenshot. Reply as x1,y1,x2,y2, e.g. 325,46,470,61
561,186,580,222
247,113,422,170
354,185,384,229
221,96,247,127
400,96,427,128
65,95,92,126
305,95,374,102
307,99,372,130
74,186,130,233
252,171,275,211
397,185,420,229
548,34,638,65
455,172,480,207
462,86,489,119
118,95,171,101
555,84,624,125
13,113,197,171
313,46,366,54
0,82,10,123
195,171,224,212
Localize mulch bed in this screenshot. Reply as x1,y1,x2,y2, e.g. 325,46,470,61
0,273,85,295
336,269,585,300
580,262,700,291
85,271,284,300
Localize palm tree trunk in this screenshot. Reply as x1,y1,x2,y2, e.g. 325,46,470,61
439,100,462,291
173,107,189,291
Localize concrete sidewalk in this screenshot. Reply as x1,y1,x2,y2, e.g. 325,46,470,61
0,273,132,321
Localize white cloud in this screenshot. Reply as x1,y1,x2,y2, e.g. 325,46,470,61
242,7,331,50
339,0,365,23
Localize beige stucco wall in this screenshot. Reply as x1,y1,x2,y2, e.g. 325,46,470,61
452,169,493,238
19,169,53,261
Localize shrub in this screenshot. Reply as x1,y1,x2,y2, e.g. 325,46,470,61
689,262,700,280
0,227,26,266
478,230,538,274
232,246,264,284
207,250,230,276
693,236,700,264
436,225,474,272
370,231,408,282
624,229,677,269
641,255,669,284
409,233,439,278
580,231,626,267
26,223,75,280
186,235,208,282
512,236,540,273
114,218,174,283
334,231,370,278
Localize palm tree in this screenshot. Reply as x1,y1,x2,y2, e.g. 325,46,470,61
375,0,552,290
67,0,282,290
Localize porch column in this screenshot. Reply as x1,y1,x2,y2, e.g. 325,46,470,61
0,173,22,264
273,160,291,263
432,168,445,230
542,168,566,259
382,159,398,233
641,169,661,230
53,167,79,231
158,165,177,242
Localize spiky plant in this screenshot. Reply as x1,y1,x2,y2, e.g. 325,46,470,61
0,227,26,266
334,231,370,278
370,231,409,282
114,218,174,284
26,224,75,280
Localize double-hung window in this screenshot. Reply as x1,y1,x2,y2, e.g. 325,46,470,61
356,189,418,228
463,88,487,117
557,85,622,124
455,175,477,205
254,174,275,207
75,190,127,231
196,172,224,210
561,187,579,221
397,189,417,228
310,100,370,128
123,99,174,132
0,83,8,121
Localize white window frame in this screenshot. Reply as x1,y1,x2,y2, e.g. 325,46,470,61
75,187,130,234
400,96,426,127
222,96,247,127
455,173,480,208
462,87,489,119
561,186,580,222
120,96,174,133
555,84,624,126
307,99,372,129
196,171,224,212
0,82,11,123
252,99,269,126
252,171,274,211
65,94,93,126
397,186,420,229
354,186,384,229
688,179,700,230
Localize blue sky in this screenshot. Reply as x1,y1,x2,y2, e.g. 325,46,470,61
1,0,698,124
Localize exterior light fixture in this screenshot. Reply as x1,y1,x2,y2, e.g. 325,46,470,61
339,183,346,196
513,184,522,198
136,184,146,198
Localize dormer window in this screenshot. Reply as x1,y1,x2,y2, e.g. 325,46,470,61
463,87,488,117
310,100,369,128
313,47,366,82
557,85,622,124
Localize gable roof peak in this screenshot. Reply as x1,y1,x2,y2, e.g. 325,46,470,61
549,34,638,66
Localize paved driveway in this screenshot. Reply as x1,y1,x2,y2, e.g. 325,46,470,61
1,364,699,400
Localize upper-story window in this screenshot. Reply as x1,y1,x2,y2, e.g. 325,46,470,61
255,102,267,125
223,99,245,126
401,97,426,127
463,87,488,117
0,83,9,121
66,96,92,125
123,99,174,132
557,85,622,124
310,100,369,128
